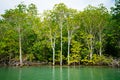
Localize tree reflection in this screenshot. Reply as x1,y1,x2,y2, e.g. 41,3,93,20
60,67,62,80
68,66,70,80
52,66,55,80
18,68,22,80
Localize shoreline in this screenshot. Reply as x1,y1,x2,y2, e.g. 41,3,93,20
0,61,120,68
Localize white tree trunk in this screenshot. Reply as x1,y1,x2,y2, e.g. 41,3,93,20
68,30,71,65
19,26,23,66
90,38,93,59
99,32,102,56
50,29,56,66
60,24,62,66
60,12,63,66
53,36,56,66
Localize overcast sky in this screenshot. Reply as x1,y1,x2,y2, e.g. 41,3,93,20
0,0,115,14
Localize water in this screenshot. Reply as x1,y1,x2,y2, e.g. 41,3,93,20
0,66,120,80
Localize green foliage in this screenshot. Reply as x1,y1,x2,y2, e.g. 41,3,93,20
81,54,113,66
92,54,113,65
105,0,120,57
55,52,66,64
26,53,35,62
0,2,119,66
71,40,82,54
69,53,81,64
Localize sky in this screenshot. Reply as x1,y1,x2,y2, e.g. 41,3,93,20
0,0,115,14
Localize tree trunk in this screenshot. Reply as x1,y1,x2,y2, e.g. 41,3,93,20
19,26,23,67
60,12,63,66
90,37,93,59
99,32,102,56
50,29,56,66
60,24,62,66
53,36,56,66
52,46,55,66
68,30,70,65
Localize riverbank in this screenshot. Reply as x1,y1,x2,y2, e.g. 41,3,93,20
0,59,120,68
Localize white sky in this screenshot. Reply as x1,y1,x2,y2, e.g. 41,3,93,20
0,0,115,14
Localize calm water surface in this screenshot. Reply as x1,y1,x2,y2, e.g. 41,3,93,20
0,66,120,80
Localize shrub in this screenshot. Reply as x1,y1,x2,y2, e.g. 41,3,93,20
81,54,113,66
69,53,81,65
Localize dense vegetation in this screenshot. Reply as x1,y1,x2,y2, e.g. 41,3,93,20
0,0,120,66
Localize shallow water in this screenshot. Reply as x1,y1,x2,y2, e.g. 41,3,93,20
0,66,120,80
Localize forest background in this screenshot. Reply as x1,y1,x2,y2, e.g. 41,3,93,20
0,0,120,66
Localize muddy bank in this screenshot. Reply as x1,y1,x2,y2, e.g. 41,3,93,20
0,59,120,68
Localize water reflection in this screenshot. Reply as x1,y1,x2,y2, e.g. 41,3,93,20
52,66,63,80
90,69,93,80
18,68,22,80
60,67,62,80
68,66,70,80
52,66,55,80
100,69,103,80
13,66,120,80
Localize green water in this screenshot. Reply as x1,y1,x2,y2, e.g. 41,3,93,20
0,66,120,80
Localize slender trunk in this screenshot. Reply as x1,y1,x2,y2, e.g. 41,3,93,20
68,30,70,65
19,26,22,66
90,37,93,59
60,24,62,66
53,36,56,66
60,12,63,66
89,28,93,59
50,29,55,66
52,47,55,65
99,31,102,56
